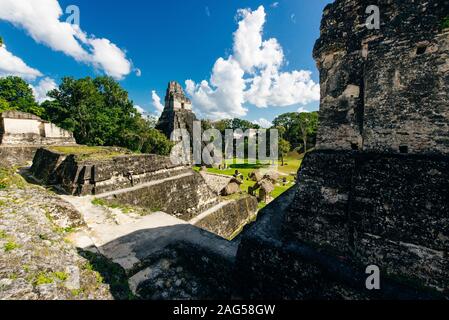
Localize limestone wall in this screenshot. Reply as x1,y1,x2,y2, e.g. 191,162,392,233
0,111,76,146
193,196,259,239
234,0,449,299
100,172,219,221
314,0,449,155
30,148,192,196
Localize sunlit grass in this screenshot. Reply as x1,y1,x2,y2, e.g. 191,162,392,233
196,151,303,202
48,146,133,161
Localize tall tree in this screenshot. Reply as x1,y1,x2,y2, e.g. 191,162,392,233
278,138,291,166
43,76,172,155
273,111,319,152
297,112,319,152
0,76,43,116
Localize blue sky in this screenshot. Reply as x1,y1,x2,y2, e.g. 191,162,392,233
0,0,332,125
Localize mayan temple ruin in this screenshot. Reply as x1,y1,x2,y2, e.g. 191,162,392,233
0,0,448,303
156,81,198,141
235,0,449,299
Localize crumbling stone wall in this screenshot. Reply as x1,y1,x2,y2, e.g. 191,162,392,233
235,0,449,299
314,0,449,154
193,196,259,239
30,148,191,196
0,111,76,146
156,81,198,141
100,172,219,221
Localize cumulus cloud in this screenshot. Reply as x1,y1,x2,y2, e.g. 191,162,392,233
186,5,319,120
151,90,164,115
134,105,145,114
253,118,273,128
0,0,132,80
31,77,57,103
297,106,311,113
0,44,42,80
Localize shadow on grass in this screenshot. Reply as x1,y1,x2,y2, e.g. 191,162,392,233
77,249,136,300
228,163,268,170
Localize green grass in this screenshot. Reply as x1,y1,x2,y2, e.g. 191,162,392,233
48,146,133,161
197,151,303,203
4,240,20,252
52,271,68,281
34,272,54,286
442,16,449,29
0,167,27,189
92,198,152,216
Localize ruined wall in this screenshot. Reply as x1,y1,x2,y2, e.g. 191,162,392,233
314,0,449,154
284,151,448,292
0,146,40,167
193,196,259,239
0,111,76,146
156,81,198,140
235,0,449,299
30,148,191,196
100,172,219,221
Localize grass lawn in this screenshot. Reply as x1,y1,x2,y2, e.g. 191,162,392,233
195,151,303,209
48,146,133,161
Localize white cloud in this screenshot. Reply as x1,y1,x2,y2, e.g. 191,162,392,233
151,90,164,115
0,0,132,80
270,2,279,8
134,105,145,114
135,68,142,77
297,106,311,113
0,44,42,80
205,6,211,17
31,77,57,103
87,38,131,80
253,118,273,128
186,5,319,120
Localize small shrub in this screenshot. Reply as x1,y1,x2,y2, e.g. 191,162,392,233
91,198,107,206
34,273,54,286
71,289,82,297
52,271,68,281
4,240,20,252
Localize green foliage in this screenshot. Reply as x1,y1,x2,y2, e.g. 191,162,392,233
278,138,291,166
4,240,20,252
34,272,54,286
0,76,44,116
0,230,7,239
42,76,172,156
273,111,319,152
0,167,26,189
442,16,449,29
91,198,107,206
0,36,3,46
0,97,11,113
52,271,68,281
213,118,260,134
